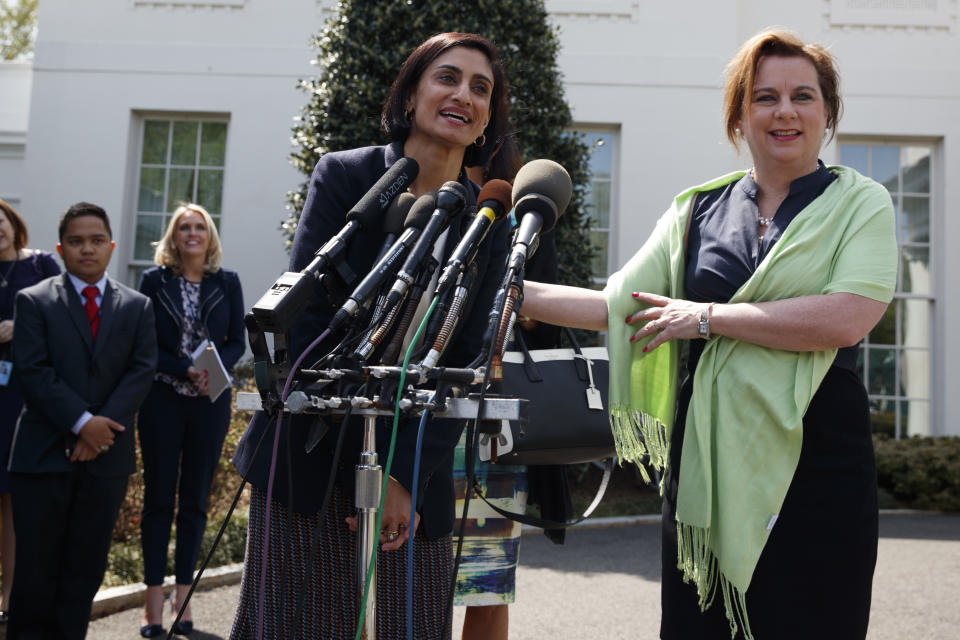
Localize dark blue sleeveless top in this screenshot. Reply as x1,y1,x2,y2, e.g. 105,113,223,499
684,161,857,371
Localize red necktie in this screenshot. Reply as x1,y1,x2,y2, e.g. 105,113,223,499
82,285,100,341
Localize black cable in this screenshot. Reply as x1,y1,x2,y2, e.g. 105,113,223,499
289,382,363,640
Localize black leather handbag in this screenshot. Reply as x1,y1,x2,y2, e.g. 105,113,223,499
487,327,614,466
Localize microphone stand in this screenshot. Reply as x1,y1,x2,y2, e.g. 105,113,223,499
355,405,380,639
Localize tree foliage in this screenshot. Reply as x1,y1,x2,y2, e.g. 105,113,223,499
0,0,37,61
285,0,595,287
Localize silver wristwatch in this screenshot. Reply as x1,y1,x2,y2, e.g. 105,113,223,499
698,304,714,339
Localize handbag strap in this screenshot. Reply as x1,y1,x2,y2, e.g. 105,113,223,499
514,330,543,382
515,325,588,383
561,325,584,355
471,458,613,530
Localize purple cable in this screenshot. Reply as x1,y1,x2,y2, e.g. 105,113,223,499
256,327,331,640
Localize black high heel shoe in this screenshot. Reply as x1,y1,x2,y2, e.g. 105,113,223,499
172,619,193,635
139,623,165,638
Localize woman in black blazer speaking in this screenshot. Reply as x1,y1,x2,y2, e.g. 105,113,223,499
136,203,245,637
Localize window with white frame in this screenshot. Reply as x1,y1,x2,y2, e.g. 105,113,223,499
130,117,228,285
581,130,616,285
840,141,934,438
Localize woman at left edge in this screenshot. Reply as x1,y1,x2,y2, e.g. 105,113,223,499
0,199,62,622
137,203,245,637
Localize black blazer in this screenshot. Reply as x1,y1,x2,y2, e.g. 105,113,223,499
233,142,510,539
9,273,157,476
137,266,245,377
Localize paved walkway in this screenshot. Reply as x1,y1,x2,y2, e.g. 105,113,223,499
87,512,960,639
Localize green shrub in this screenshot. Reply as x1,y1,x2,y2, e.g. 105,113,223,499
103,537,146,588
874,435,960,512
103,510,249,588
196,509,250,572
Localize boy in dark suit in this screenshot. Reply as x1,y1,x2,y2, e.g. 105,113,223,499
7,202,157,639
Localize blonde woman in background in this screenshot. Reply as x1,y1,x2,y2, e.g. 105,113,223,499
136,204,244,637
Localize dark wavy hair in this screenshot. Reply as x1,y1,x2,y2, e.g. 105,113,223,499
381,32,510,168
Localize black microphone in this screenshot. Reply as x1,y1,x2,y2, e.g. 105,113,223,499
374,192,415,263
385,181,467,308
250,157,418,332
434,179,511,298
348,192,417,356
328,191,436,332
304,157,419,278
507,159,571,273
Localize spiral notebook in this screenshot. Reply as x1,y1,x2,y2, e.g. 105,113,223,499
190,339,231,402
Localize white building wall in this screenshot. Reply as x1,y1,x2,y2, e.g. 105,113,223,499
0,61,32,207
22,0,324,307
15,0,960,434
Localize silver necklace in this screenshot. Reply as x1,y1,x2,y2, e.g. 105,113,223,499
750,169,775,246
0,258,16,288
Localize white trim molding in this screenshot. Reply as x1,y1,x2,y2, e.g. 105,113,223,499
130,0,246,10
827,0,958,32
546,0,639,21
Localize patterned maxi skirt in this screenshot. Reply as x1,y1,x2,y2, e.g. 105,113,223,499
230,485,453,640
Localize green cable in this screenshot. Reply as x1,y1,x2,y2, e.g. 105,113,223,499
354,295,439,640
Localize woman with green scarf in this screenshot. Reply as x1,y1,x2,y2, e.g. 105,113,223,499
520,29,897,640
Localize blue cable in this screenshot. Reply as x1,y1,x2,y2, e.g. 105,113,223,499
353,296,438,640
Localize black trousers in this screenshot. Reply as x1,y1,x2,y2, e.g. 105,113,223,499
7,468,127,640
138,381,231,585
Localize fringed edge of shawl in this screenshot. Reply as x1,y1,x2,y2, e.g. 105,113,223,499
676,522,755,640
609,404,669,488
611,403,756,640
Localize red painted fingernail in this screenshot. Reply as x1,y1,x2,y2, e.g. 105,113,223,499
629,335,636,342
632,292,639,298
626,315,632,324
642,346,648,353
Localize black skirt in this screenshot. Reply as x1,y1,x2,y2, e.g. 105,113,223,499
660,366,878,640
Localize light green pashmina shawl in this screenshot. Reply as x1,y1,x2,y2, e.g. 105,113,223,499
604,166,897,638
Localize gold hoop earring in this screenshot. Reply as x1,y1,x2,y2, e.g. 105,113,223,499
475,133,486,148
405,107,414,122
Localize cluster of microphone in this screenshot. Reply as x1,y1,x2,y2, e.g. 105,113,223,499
251,154,572,381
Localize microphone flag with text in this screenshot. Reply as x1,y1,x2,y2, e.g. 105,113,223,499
250,156,418,333
374,191,415,263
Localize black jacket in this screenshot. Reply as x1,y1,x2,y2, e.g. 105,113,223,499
137,266,246,378
10,274,157,476
233,142,510,539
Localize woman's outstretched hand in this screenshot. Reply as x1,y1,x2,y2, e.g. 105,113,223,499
625,292,712,352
